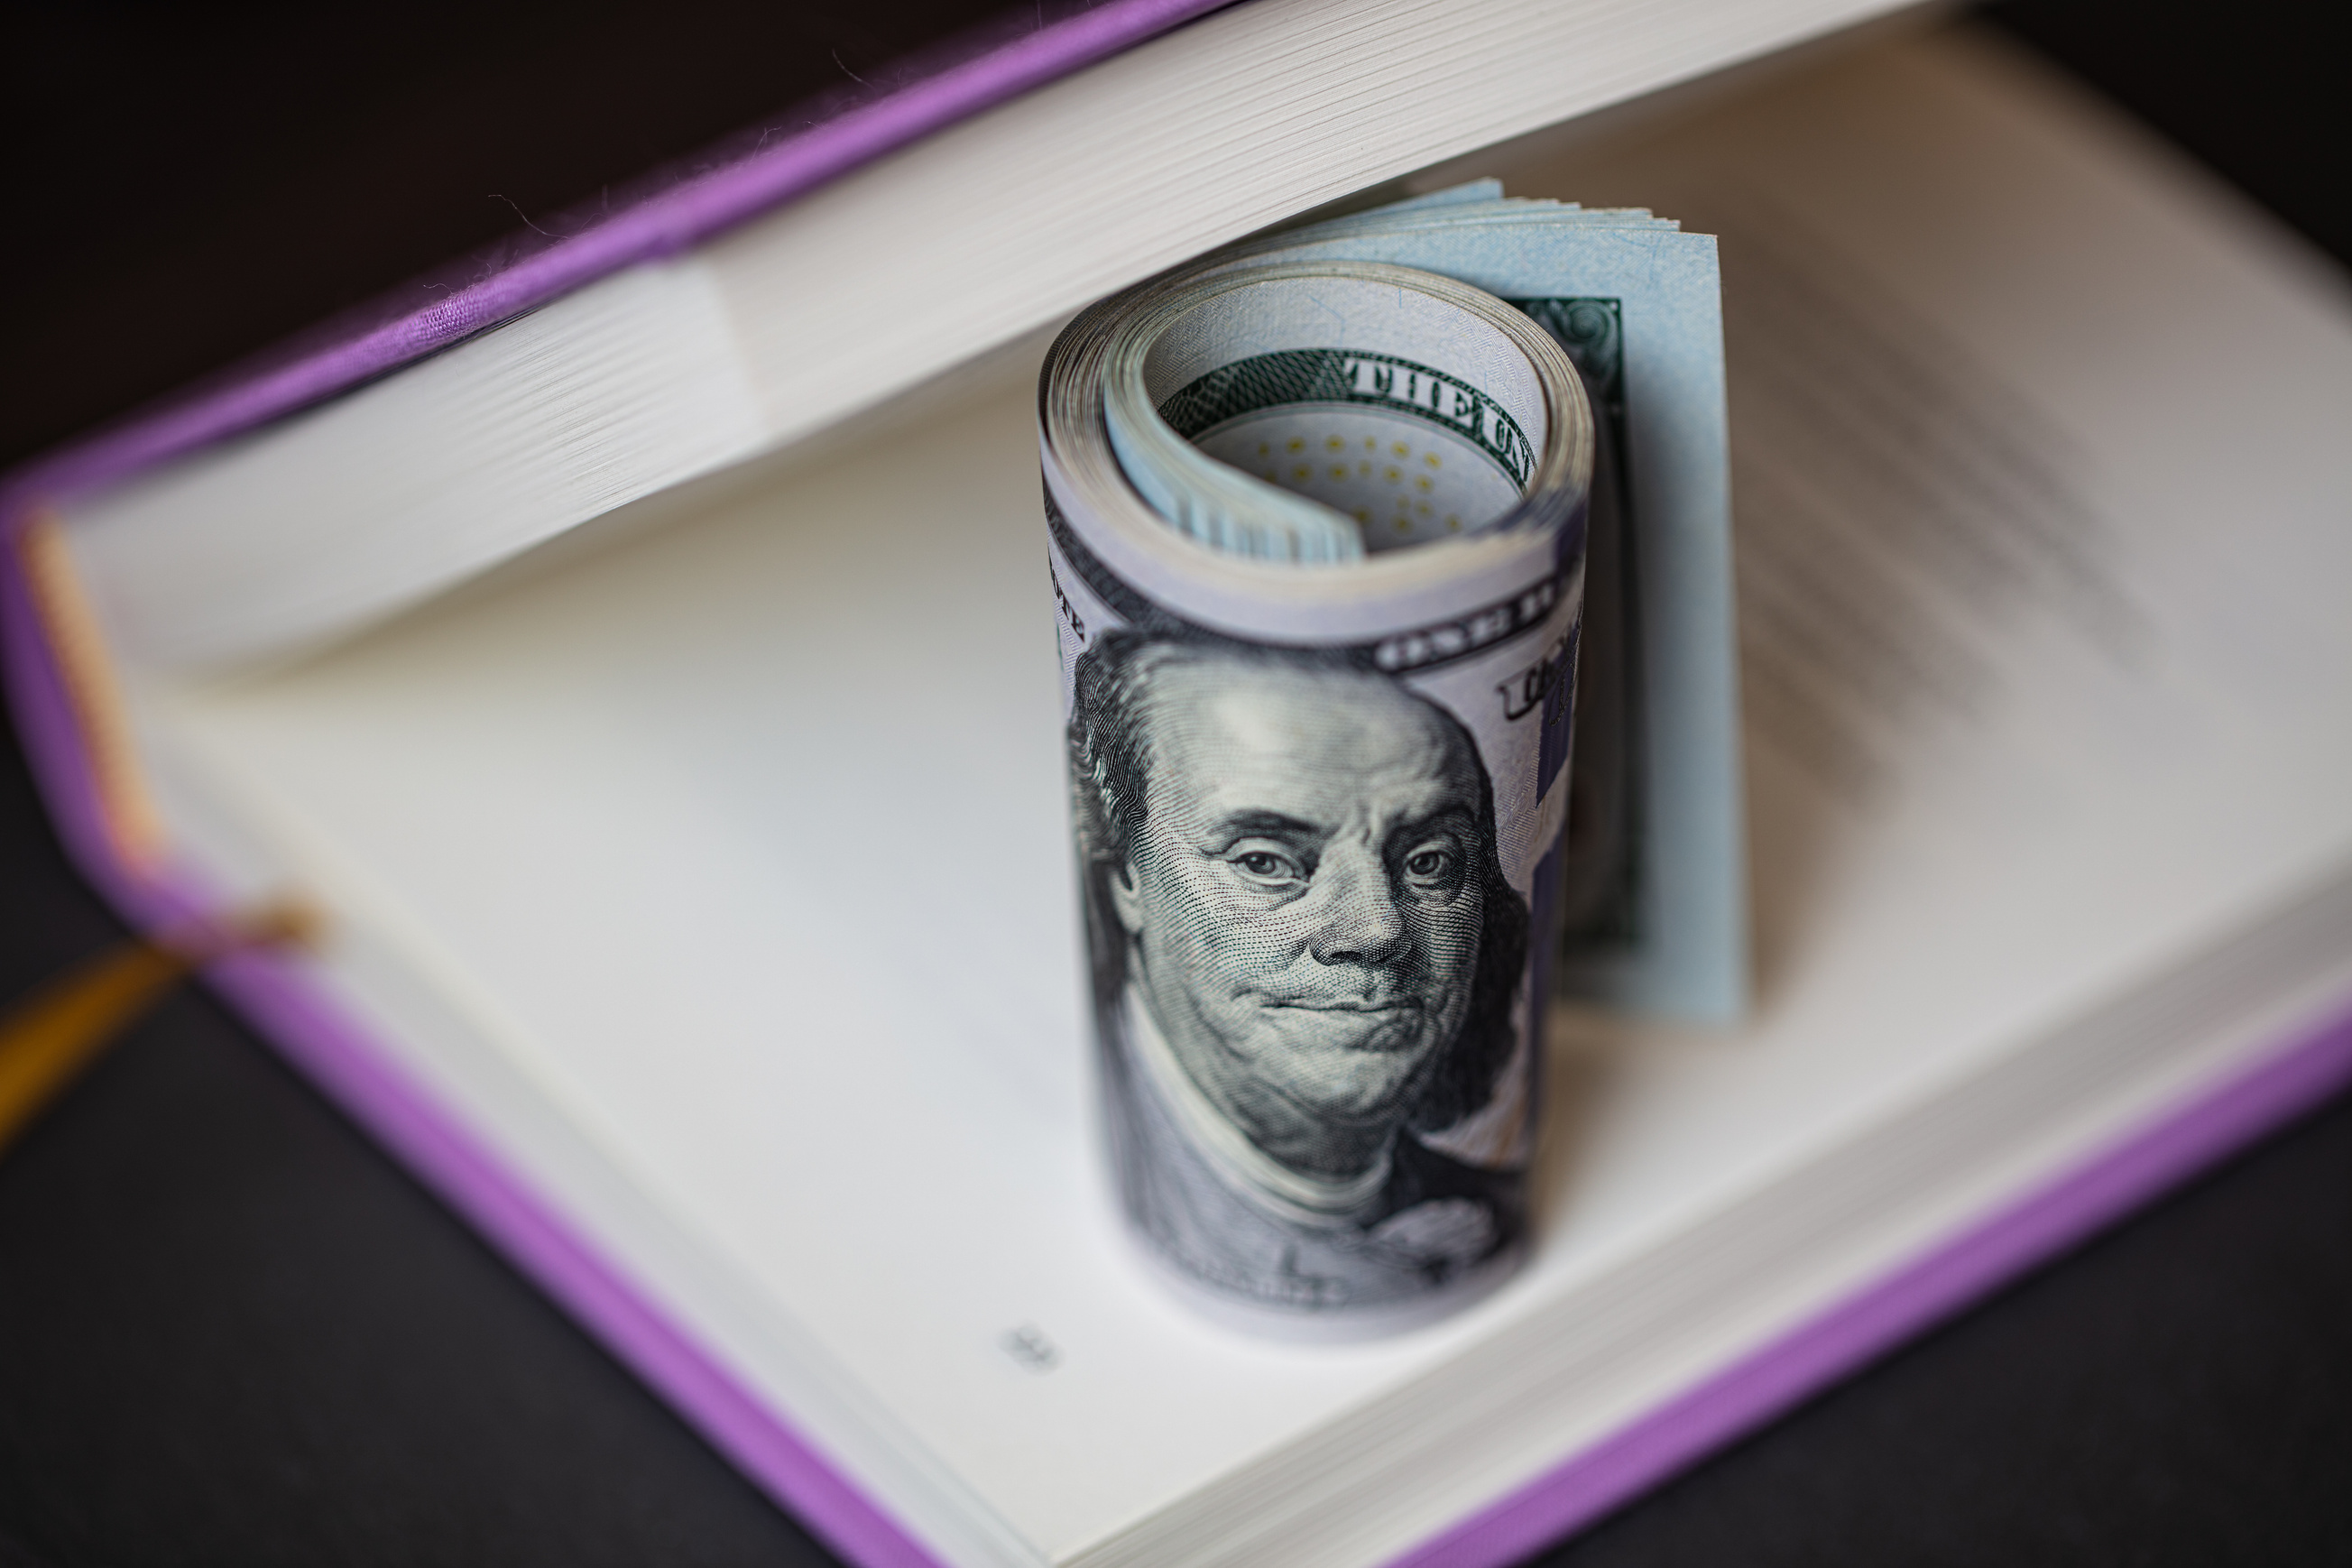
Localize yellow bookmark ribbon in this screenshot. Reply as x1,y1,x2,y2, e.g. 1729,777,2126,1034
0,900,318,1156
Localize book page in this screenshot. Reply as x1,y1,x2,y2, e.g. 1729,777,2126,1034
53,0,1909,676
106,26,2352,1566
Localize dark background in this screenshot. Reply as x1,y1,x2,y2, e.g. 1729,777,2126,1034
3,1,2347,1562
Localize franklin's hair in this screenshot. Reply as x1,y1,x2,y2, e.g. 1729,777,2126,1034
1067,627,1530,1133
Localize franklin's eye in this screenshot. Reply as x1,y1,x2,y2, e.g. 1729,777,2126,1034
1402,846,1458,883
1227,845,1304,886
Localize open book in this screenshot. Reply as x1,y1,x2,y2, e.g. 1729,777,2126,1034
8,20,2351,1568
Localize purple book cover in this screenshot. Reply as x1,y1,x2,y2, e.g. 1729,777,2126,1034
5,5,2350,1563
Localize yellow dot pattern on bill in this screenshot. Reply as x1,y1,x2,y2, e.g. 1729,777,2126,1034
1250,432,1467,550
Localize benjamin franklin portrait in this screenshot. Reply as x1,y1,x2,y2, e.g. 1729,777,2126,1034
1069,628,1530,1313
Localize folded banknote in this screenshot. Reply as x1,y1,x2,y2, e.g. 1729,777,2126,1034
1038,186,1736,1329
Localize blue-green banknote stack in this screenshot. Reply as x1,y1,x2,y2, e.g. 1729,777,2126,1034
1039,186,1740,1331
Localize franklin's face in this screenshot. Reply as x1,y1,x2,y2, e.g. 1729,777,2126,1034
1109,654,1490,1175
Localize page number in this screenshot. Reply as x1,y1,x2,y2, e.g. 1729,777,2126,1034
999,1324,1061,1373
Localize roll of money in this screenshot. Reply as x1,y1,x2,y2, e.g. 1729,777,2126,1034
1042,247,1596,1331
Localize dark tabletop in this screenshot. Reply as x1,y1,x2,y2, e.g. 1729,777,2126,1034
3,2,2347,1563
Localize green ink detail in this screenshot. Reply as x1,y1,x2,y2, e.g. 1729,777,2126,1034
1158,349,1535,485
1508,298,1624,429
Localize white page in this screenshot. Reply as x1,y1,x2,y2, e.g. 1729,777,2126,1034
104,26,2352,1566
59,0,1909,674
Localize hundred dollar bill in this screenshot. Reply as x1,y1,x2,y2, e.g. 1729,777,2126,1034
1042,231,1604,1327
1042,185,1740,1329
1229,187,1742,1024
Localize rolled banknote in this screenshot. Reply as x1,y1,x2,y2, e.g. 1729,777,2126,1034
1041,238,1597,1330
